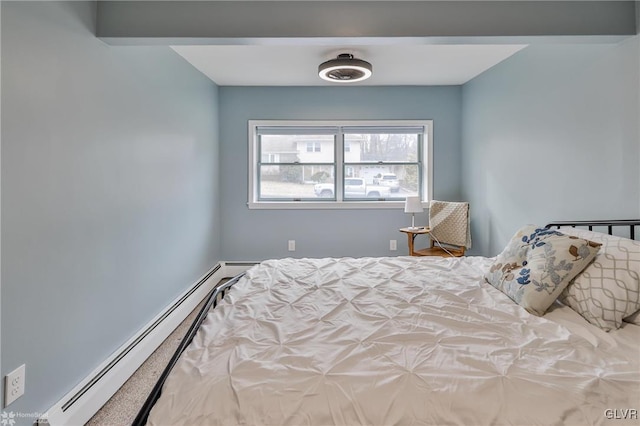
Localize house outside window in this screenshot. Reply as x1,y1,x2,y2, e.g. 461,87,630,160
248,120,433,209
306,142,322,153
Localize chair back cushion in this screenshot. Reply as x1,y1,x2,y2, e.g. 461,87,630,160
429,201,471,248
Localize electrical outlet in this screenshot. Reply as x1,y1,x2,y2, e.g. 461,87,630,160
390,240,397,251
5,364,25,407
288,240,296,251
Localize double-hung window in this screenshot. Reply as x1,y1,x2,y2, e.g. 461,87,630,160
248,120,433,209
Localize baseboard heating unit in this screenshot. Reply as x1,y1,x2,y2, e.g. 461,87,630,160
39,261,257,426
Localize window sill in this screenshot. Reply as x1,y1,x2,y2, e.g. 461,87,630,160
247,201,428,210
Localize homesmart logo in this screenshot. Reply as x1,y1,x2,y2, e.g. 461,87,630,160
1,411,48,425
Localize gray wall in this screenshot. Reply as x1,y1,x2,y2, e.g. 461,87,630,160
461,37,640,257
1,1,220,421
219,86,462,260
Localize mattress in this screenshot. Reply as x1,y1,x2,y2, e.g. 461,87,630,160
147,256,640,426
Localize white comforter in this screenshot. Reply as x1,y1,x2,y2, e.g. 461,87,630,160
148,256,640,426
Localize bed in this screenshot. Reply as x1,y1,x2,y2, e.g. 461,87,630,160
134,220,640,426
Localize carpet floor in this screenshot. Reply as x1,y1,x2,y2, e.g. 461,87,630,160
85,297,208,426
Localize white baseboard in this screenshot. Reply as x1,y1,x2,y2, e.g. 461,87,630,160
222,261,259,278
39,261,256,426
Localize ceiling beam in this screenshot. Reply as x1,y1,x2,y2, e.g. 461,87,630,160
96,1,637,45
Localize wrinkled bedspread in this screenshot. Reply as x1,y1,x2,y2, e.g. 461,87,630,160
148,256,640,426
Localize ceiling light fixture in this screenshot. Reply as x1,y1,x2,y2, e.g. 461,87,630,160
318,53,372,83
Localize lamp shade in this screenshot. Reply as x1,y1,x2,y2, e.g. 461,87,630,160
404,196,423,214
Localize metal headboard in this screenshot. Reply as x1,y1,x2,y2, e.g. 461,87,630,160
545,219,640,240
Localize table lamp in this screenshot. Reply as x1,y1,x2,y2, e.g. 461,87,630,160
404,196,423,230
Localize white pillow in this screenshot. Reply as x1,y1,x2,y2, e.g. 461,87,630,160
558,227,640,330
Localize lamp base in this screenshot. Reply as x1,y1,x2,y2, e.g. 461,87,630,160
409,213,418,230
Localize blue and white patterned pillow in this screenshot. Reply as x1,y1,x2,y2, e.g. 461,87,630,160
485,225,601,316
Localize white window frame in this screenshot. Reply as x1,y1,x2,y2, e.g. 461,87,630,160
248,120,433,210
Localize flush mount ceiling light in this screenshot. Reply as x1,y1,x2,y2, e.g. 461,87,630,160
318,53,373,83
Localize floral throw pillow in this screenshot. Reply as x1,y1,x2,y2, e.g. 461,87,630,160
485,225,601,316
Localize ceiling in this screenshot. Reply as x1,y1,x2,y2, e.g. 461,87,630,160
171,44,528,86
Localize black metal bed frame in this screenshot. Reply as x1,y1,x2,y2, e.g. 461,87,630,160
132,219,640,425
132,273,244,426
545,219,639,239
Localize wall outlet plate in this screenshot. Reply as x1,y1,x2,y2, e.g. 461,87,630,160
5,364,25,407
288,240,296,251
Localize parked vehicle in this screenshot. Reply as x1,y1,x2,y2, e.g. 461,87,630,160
373,173,400,192
314,178,391,198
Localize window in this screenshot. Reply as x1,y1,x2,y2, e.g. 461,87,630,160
306,142,322,152
248,120,433,209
